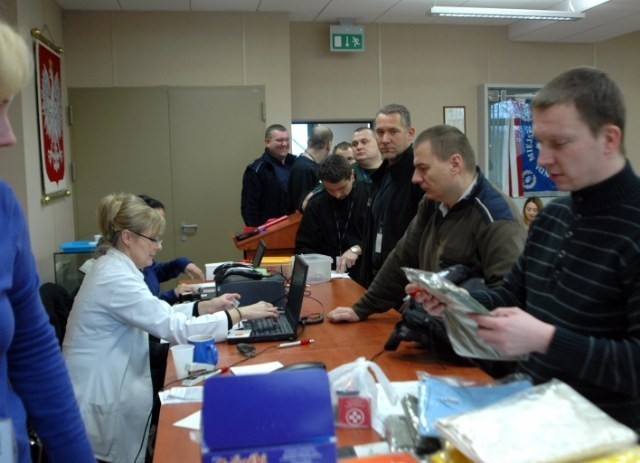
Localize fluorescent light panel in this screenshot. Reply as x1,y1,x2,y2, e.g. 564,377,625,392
431,6,585,21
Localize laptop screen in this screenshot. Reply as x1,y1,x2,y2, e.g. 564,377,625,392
285,255,308,320
251,239,267,267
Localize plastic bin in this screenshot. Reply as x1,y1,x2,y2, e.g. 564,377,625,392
300,254,332,284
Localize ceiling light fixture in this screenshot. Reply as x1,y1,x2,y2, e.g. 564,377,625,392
430,6,585,21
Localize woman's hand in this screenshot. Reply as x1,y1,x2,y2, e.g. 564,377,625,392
198,293,241,314
173,283,196,297
404,283,448,317
184,262,205,281
233,302,279,323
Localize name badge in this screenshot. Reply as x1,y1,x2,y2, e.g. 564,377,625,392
375,232,383,254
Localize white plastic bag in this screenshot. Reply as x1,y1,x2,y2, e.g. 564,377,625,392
328,357,398,428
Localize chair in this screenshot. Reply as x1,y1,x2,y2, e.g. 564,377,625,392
39,282,74,345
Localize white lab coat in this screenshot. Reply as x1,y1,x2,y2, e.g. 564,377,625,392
62,248,228,462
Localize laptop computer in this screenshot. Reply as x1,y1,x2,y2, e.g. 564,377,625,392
227,254,309,344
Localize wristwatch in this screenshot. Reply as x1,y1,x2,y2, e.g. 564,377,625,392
350,245,362,256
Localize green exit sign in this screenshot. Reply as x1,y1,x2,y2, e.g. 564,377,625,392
330,25,365,52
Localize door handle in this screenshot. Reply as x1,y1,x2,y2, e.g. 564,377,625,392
180,222,198,242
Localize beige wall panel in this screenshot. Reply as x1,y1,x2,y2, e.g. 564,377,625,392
63,12,115,87
290,23,381,121
244,13,292,127
111,13,243,86
62,12,290,125
596,32,640,169
377,24,487,147
485,28,594,84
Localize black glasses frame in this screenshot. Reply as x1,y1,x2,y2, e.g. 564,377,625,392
129,229,162,246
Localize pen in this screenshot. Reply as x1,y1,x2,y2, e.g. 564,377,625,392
278,339,314,348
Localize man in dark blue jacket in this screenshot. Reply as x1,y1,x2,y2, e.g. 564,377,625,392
241,124,296,226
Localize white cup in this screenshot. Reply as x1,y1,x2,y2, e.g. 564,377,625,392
170,344,194,380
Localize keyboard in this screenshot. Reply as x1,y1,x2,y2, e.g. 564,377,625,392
250,316,292,335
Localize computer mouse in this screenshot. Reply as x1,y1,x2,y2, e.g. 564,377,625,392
274,361,326,372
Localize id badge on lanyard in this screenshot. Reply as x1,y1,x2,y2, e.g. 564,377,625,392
375,223,383,254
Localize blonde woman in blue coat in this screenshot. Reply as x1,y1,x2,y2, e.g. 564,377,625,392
63,193,278,462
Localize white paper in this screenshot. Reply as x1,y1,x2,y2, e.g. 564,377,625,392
159,386,204,405
230,361,283,375
331,271,351,279
174,411,201,430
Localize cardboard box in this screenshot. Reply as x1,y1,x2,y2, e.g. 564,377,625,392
201,369,337,462
260,256,293,279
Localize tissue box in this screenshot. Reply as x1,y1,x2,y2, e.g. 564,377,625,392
300,254,332,284
201,369,337,462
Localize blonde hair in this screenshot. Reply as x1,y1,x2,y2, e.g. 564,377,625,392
0,22,31,100
97,193,165,254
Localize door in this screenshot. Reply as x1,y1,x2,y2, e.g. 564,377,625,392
69,86,265,271
167,87,266,264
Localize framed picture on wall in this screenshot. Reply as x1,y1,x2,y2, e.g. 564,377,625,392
32,29,70,204
443,106,466,134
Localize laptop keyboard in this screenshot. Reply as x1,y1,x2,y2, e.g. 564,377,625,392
251,316,292,335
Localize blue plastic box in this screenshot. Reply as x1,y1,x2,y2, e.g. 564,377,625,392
58,240,97,252
201,369,337,463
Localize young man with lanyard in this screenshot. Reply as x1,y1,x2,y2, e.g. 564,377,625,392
295,155,368,287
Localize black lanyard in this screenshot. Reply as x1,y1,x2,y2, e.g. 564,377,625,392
332,197,353,255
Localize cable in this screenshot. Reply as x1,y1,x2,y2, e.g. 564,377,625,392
369,348,386,362
135,406,153,463
299,290,325,325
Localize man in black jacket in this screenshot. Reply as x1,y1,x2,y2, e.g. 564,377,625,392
360,104,424,286
241,124,295,226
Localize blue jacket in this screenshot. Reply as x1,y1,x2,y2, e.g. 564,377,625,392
241,150,295,226
143,257,192,304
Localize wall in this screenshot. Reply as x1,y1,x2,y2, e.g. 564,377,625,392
0,0,72,283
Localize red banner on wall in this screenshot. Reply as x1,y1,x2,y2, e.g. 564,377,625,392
35,40,66,189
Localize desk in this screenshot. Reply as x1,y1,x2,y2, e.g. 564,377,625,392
153,278,489,463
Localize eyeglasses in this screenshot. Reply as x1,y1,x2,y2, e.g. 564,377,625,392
129,230,162,247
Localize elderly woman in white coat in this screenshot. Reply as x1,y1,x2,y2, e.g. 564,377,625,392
63,193,279,463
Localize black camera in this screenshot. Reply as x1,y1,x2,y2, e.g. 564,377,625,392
384,264,484,354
